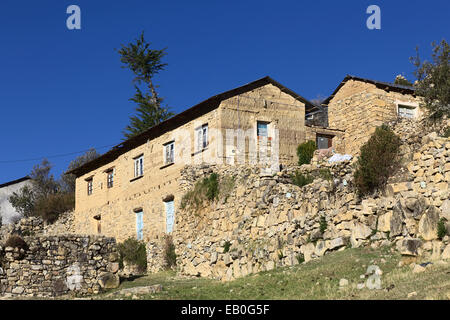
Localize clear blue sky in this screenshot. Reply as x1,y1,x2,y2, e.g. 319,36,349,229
0,0,449,183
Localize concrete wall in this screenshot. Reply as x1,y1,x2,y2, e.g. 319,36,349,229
327,80,422,155
0,179,32,224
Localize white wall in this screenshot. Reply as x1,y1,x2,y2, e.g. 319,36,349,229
0,179,33,224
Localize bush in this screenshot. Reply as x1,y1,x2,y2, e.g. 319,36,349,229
437,218,448,239
297,141,317,166
318,168,332,181
35,192,75,223
319,216,328,233
180,173,222,210
5,235,29,251
291,171,314,187
354,125,401,196
223,241,231,253
296,253,305,264
163,235,177,269
117,237,147,273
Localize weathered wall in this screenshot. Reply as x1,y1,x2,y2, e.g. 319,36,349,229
0,218,119,297
327,80,422,155
73,83,312,243
0,179,32,224
167,128,450,281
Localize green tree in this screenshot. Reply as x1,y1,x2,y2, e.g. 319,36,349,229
9,159,76,222
118,31,174,139
411,39,450,118
297,141,317,166
354,125,401,196
61,148,100,193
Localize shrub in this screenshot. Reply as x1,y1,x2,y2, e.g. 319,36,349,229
180,173,226,210
296,253,305,264
5,235,29,252
318,168,333,181
319,216,328,233
297,141,317,166
163,235,177,269
437,218,448,239
34,192,75,223
354,125,401,196
291,171,314,187
117,237,147,273
223,241,231,253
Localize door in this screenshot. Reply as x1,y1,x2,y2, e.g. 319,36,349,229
136,210,144,240
316,134,333,149
165,201,175,233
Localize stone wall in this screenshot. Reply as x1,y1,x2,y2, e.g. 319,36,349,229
168,128,450,281
0,218,119,298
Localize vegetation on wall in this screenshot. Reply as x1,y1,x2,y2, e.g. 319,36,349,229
297,141,317,166
180,173,235,210
354,125,401,196
437,218,448,240
163,235,177,269
290,171,314,188
117,237,148,273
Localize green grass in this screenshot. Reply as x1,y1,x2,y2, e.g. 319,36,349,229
96,246,450,300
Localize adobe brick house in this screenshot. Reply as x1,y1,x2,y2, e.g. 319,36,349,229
324,75,422,155
68,76,341,242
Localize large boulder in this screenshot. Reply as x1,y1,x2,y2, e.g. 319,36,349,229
440,199,450,221
98,272,120,289
418,206,440,240
397,238,422,256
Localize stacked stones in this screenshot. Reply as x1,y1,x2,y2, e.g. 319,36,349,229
171,131,450,281
0,235,119,297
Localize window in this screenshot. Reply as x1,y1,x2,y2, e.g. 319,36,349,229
316,134,333,150
398,105,416,119
164,142,174,165
107,170,114,188
87,178,93,195
135,210,144,240
196,124,208,151
165,200,175,233
257,121,269,138
134,155,144,177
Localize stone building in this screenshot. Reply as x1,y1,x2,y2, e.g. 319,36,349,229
324,75,421,155
68,76,341,242
0,176,32,224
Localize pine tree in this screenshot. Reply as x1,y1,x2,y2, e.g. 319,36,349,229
118,31,174,139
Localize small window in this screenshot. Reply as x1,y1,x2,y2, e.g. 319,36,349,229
135,210,143,240
134,155,144,177
164,142,174,165
87,178,93,195
196,124,208,151
398,105,416,119
316,134,333,150
257,121,269,138
107,170,114,188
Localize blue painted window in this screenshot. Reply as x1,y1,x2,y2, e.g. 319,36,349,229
257,122,268,137
165,201,175,233
136,210,144,240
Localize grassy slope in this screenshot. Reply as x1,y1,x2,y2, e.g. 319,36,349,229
97,246,450,300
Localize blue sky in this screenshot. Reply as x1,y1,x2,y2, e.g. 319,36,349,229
0,0,449,183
